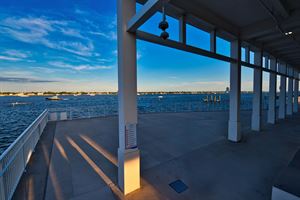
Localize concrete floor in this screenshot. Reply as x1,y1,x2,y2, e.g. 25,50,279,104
13,110,300,200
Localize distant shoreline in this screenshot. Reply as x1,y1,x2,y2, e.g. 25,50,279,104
0,91,260,97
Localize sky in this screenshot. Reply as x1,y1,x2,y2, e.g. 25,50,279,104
0,0,271,92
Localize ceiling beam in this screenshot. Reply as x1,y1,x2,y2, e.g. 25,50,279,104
241,10,300,40
270,0,290,18
127,0,164,33
170,0,239,38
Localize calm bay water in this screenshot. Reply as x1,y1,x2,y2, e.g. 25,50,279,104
0,93,268,155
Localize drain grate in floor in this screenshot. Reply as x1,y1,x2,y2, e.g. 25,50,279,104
169,179,188,193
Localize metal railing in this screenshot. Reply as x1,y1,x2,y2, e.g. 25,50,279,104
0,109,48,200
47,98,270,122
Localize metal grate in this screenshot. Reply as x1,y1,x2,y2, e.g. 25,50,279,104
169,179,188,194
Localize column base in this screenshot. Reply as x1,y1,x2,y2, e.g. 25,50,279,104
118,148,140,195
278,113,286,120
267,117,276,125
228,120,241,142
251,114,261,131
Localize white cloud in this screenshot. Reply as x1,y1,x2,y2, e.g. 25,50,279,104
4,50,29,58
49,61,113,71
0,55,22,61
0,16,94,57
89,31,117,40
0,49,30,61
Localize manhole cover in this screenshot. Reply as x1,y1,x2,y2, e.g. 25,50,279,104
169,179,188,193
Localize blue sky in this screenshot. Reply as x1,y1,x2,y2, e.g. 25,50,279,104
0,0,270,92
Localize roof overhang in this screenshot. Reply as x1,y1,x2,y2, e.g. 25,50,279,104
133,0,300,69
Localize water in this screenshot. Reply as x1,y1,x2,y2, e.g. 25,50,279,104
0,93,269,155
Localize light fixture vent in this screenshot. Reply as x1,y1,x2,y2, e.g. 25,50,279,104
285,31,293,36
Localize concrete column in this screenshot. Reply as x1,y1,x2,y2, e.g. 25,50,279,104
117,0,140,195
245,46,250,63
179,15,186,44
294,71,299,113
228,39,242,142
278,63,287,119
210,29,216,53
251,50,263,131
287,67,293,115
267,57,277,124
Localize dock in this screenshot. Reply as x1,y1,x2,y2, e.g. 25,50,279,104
11,110,300,200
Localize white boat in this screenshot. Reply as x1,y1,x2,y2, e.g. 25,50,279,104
46,95,62,101
11,102,30,106
158,95,163,99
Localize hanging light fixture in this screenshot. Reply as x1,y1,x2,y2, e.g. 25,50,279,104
159,3,169,40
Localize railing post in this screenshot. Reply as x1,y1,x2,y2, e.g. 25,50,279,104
0,163,6,200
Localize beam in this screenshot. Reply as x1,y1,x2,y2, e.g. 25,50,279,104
264,39,294,49
127,0,162,33
170,0,239,37
241,10,300,40
136,30,236,63
137,30,299,80
271,0,290,18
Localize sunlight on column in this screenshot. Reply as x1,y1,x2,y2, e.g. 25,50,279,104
79,135,117,166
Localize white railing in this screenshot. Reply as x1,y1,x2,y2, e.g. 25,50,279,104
46,99,271,122
0,109,48,200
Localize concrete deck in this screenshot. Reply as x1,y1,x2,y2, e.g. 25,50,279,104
13,110,300,200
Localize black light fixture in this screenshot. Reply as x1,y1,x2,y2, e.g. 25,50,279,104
159,3,169,40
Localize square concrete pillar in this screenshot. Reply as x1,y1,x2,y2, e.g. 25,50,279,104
287,76,294,116
228,39,242,142
117,0,140,195
294,78,299,113
278,63,287,119
268,57,277,124
251,50,263,131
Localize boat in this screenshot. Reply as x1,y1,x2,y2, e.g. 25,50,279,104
10,102,30,106
158,95,163,99
46,95,62,101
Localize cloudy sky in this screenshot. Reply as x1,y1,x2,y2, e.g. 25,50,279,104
0,0,270,92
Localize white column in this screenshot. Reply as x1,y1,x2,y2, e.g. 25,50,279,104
287,67,293,115
251,50,263,131
117,0,140,195
278,63,287,119
228,39,242,142
294,70,299,113
267,57,277,124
